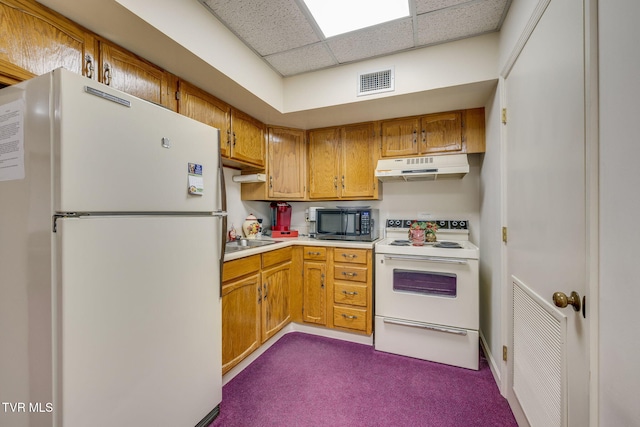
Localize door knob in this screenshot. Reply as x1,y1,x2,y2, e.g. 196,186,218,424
552,291,581,312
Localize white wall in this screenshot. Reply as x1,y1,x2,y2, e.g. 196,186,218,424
598,1,640,425
225,157,482,242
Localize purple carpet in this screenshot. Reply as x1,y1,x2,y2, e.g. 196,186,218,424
209,332,517,427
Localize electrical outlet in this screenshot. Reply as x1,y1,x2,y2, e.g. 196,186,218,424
417,212,433,220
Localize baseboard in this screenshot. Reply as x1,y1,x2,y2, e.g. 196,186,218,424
222,323,373,385
479,329,502,391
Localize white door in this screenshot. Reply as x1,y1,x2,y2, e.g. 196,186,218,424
504,0,591,425
55,216,222,427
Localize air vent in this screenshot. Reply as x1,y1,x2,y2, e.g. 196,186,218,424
406,157,434,165
358,68,394,96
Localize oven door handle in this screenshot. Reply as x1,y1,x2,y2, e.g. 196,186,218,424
382,255,468,265
383,318,468,336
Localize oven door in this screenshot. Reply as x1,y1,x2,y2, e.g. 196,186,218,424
375,253,478,330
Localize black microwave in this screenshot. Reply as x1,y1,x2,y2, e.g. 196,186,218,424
315,208,379,241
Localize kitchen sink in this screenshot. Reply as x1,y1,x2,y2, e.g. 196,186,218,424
225,239,277,252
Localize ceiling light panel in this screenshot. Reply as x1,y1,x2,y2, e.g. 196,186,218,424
303,0,410,38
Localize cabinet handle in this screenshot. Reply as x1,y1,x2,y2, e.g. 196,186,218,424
263,283,268,300
233,132,237,147
413,129,417,144
342,271,357,277
258,286,262,304
333,177,338,189
226,130,231,147
422,129,426,144
342,313,358,320
341,175,345,189
84,54,94,79
342,290,358,296
103,63,111,86
321,273,325,289
341,253,357,259
269,175,273,189
307,251,322,256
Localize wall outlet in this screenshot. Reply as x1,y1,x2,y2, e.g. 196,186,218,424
417,212,433,219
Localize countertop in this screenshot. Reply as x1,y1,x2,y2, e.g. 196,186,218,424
223,236,380,261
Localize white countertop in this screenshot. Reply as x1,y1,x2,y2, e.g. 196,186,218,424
223,236,380,261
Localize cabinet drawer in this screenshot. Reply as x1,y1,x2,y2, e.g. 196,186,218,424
334,283,367,307
334,265,367,283
334,248,367,264
223,254,261,283
262,246,292,268
333,306,367,332
303,246,327,260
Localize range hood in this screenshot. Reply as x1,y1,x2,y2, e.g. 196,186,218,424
375,153,469,182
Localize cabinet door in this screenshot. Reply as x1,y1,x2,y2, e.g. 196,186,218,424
230,108,265,168
420,111,463,154
341,123,376,198
221,272,261,375
302,261,326,325
0,0,97,84
380,117,420,157
261,261,292,342
178,80,231,157
99,41,169,107
308,127,341,199
268,127,306,199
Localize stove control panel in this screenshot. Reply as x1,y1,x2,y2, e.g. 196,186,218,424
385,219,468,230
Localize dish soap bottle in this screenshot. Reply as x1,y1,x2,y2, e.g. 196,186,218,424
228,224,237,241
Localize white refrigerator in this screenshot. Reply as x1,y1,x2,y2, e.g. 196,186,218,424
0,68,225,427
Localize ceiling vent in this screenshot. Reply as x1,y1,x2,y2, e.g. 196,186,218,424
358,68,394,96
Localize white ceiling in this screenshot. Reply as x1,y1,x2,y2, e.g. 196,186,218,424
200,0,512,77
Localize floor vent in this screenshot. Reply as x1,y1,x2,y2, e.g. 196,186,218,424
358,68,394,96
512,276,566,427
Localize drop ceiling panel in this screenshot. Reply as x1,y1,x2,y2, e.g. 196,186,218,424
265,43,337,76
416,0,508,45
415,0,472,15
201,0,320,56
327,19,415,64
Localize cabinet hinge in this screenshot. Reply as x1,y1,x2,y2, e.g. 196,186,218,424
501,108,507,124
503,345,508,361
175,91,181,101
502,227,508,243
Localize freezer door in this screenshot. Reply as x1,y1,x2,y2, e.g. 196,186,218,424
52,69,221,213
55,216,221,427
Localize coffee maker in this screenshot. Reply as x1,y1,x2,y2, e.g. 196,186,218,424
269,202,298,237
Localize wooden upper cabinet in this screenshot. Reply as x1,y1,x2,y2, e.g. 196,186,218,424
341,123,376,199
230,108,266,168
177,80,231,157
308,127,342,199
381,117,419,157
267,126,306,199
0,0,97,84
308,124,378,200
421,111,462,153
98,40,169,107
380,108,485,158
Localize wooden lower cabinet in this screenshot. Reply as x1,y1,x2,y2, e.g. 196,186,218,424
222,248,293,374
302,246,373,335
221,255,261,375
331,248,373,335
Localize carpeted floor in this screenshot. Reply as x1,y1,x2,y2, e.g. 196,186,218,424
209,332,517,427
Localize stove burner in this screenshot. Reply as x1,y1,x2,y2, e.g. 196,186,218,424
434,241,462,249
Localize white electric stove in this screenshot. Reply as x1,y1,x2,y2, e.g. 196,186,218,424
374,219,480,370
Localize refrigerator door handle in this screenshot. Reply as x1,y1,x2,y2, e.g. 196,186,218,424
215,128,227,295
